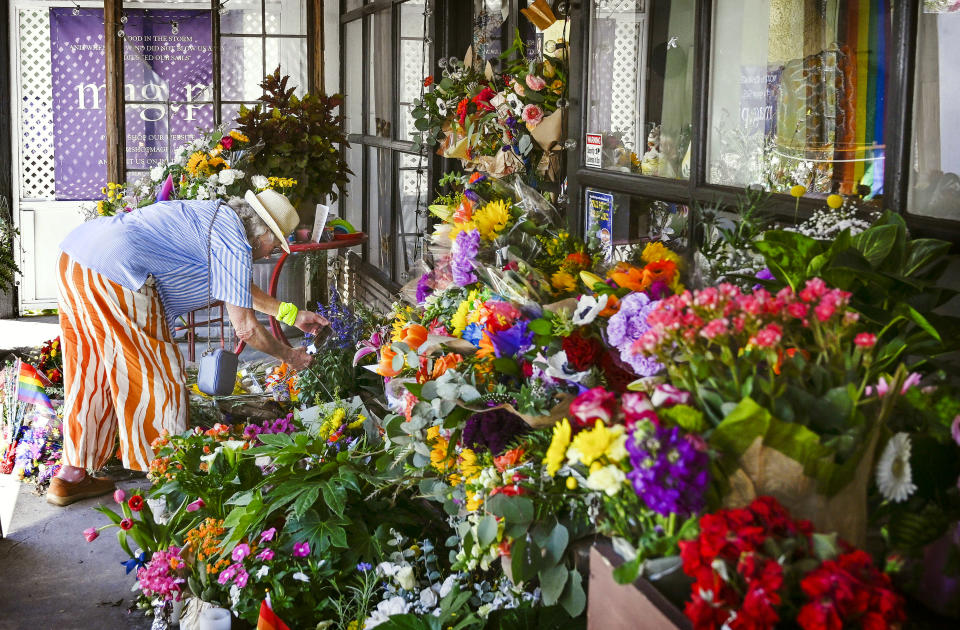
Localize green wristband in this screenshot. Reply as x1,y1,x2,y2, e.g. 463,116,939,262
277,302,299,326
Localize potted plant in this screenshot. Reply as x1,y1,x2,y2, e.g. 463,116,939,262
235,68,351,225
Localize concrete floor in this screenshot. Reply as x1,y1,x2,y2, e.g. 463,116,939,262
0,476,153,630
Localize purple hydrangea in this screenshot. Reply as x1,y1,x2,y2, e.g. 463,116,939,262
451,229,481,287
625,423,709,518
462,408,529,455
605,292,663,376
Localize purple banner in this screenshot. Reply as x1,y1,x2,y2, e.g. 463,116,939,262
50,8,212,200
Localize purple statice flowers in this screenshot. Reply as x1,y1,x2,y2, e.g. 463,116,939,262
451,229,481,287
605,292,663,377
625,423,709,518
243,413,298,444
462,408,529,456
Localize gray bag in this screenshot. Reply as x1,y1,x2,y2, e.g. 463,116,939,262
196,205,239,396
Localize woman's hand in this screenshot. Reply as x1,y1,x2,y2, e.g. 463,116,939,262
284,346,313,371
295,310,329,335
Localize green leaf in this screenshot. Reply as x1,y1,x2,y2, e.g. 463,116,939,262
392,353,404,372
851,224,898,268
321,482,347,517
477,515,498,547
811,532,839,561
612,555,644,584
292,485,320,519
540,523,569,566
492,357,520,376
539,564,568,606
558,569,586,617
903,238,952,277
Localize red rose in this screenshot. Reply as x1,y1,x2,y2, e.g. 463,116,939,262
119,518,134,531
562,330,601,371
569,387,617,428
599,349,636,393
219,136,234,150
127,495,144,512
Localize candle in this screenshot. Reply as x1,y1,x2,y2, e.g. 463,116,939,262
198,606,231,630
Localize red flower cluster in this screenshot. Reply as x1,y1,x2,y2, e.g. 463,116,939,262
797,550,905,630
456,98,469,126
561,329,602,371
471,87,497,112
680,496,903,630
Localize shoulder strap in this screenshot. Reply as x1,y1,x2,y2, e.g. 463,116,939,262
205,205,222,354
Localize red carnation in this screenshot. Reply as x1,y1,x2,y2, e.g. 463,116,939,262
127,495,144,512
562,330,601,371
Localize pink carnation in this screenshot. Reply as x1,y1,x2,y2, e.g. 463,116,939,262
521,104,544,126
750,323,783,348
853,333,876,348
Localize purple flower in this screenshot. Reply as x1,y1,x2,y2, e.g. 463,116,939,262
625,423,709,518
451,229,481,287
462,408,529,455
416,271,434,304
606,292,662,377
488,320,534,358
231,543,250,562
292,541,310,558
952,415,960,447
260,527,277,543
753,267,776,291
234,568,249,588
256,548,275,562
217,564,238,585
356,562,372,572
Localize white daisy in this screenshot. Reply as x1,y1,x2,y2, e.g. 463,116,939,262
876,432,917,503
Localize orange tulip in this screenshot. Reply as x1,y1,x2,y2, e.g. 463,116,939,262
399,324,429,350
432,353,463,380
377,345,401,377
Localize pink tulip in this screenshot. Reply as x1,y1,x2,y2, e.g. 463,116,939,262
186,498,205,512
113,489,126,504
83,527,99,542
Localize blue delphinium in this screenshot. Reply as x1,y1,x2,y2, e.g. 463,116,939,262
309,286,364,351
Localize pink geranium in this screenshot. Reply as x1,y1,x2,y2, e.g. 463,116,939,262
521,104,544,126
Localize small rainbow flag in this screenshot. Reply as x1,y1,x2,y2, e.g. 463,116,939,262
256,598,290,630
17,361,55,413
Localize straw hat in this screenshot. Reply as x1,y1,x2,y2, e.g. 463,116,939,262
244,189,299,254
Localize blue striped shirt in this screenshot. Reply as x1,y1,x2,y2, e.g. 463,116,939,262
60,200,253,331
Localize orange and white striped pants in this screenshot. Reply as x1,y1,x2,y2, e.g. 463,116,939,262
57,252,188,472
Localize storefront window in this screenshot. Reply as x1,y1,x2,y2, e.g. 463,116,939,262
585,188,689,263
708,0,889,204
908,3,960,220
585,0,695,179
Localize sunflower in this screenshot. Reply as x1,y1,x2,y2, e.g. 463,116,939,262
473,199,512,241
186,152,209,177
229,130,249,143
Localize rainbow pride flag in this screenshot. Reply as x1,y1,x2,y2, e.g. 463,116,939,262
256,598,290,630
17,362,55,413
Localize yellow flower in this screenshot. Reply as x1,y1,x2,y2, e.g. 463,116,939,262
348,413,366,429
459,448,481,483
827,194,843,209
96,201,106,215
186,152,209,176
551,271,577,293
329,408,346,428
466,490,483,512
208,156,226,169
565,476,578,490
567,421,624,467
451,301,470,338
229,130,249,143
543,418,571,477
641,241,681,266
550,79,564,95
472,199,511,241
543,59,556,78
790,184,807,198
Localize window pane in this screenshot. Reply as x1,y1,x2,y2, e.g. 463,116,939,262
221,103,257,126
367,10,393,137
395,152,426,282
342,142,363,233
265,0,306,35
265,37,308,94
908,7,960,220
366,146,393,274
585,188,690,263
220,0,263,34
399,1,429,142
346,0,363,10
586,0,695,179
222,36,265,101
344,20,363,134
708,0,889,204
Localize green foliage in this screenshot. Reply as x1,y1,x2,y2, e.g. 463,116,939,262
236,68,352,205
0,200,20,293
754,211,960,370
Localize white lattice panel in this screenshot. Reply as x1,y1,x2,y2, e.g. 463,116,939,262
611,19,641,151
401,39,425,103
18,9,56,201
